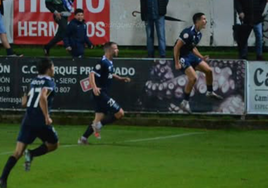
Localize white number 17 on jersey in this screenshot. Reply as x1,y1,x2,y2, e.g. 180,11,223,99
27,88,42,108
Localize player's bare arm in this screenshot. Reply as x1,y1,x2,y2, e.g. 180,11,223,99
89,72,101,96
193,47,209,61
112,74,131,82
174,40,184,70
39,88,52,125
21,93,28,108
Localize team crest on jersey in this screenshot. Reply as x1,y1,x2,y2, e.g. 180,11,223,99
108,66,113,72
108,73,113,79
183,33,189,39
95,64,101,70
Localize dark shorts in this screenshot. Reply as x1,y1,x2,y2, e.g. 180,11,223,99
179,53,202,71
17,119,58,145
93,92,121,114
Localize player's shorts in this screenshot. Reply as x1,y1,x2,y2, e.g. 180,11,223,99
17,117,58,145
179,53,202,71
0,14,6,34
93,91,121,114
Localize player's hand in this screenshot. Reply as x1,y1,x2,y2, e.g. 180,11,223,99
239,12,245,20
45,116,53,125
93,87,101,96
54,12,61,21
21,93,27,108
66,47,72,51
175,62,181,70
202,55,210,62
123,77,131,82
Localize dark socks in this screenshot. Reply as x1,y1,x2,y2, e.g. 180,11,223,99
82,125,94,138
207,85,213,92
82,115,117,139
1,156,17,181
30,144,48,158
183,92,190,101
6,48,13,55
101,115,117,126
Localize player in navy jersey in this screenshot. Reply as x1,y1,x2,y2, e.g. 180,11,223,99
0,59,58,188
78,42,131,144
173,13,222,114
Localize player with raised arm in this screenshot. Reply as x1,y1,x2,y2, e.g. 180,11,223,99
0,59,58,188
173,12,222,114
78,42,131,144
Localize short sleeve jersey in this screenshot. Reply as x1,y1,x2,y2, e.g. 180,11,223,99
26,76,55,122
177,25,202,57
92,56,114,92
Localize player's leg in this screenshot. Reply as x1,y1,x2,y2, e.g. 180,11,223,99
92,95,123,139
25,126,59,171
114,108,124,120
99,96,123,125
78,113,105,144
96,108,124,128
179,66,197,113
196,61,222,100
196,61,213,89
79,91,106,143
81,108,123,141
0,142,27,187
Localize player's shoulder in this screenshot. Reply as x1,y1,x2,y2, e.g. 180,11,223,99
179,26,193,42
31,76,46,86
100,56,112,67
181,26,194,36
32,75,55,88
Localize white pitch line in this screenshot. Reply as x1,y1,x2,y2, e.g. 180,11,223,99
61,144,78,148
0,145,78,156
0,151,13,156
123,132,205,143
0,132,205,156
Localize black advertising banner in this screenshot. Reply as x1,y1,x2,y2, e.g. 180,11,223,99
0,57,152,112
141,59,245,114
0,58,245,114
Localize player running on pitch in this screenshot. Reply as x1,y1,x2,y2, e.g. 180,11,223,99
78,42,131,144
0,59,58,188
173,12,222,114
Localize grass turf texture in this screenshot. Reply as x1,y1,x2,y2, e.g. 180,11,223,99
0,124,268,188
0,46,267,60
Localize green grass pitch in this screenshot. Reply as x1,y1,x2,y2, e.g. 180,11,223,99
1,124,268,188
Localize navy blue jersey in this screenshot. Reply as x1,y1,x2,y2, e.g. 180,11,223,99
92,56,114,92
25,75,55,125
177,25,202,57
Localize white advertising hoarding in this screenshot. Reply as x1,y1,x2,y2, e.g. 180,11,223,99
2,0,236,46
247,61,268,114
110,0,234,46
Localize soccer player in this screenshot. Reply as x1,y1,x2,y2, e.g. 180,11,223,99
0,59,58,188
78,42,131,144
173,12,222,114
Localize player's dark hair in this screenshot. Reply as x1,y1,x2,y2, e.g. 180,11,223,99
37,58,53,75
103,41,117,52
75,8,84,15
193,12,205,24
